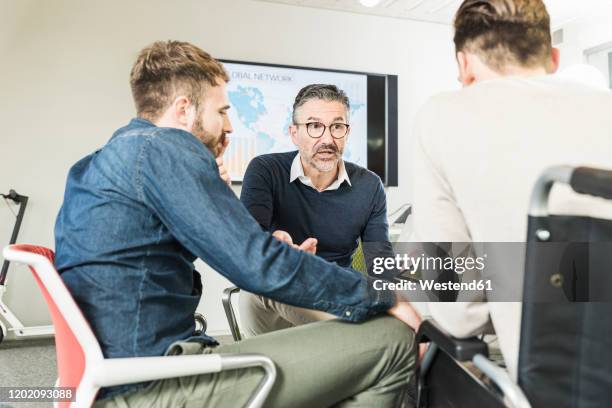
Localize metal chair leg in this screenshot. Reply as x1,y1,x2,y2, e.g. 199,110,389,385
222,286,242,341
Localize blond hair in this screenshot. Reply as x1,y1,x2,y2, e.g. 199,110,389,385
130,41,229,121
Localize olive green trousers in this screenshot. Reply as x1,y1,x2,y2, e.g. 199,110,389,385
94,315,416,408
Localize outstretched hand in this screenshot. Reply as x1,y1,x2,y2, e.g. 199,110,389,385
272,230,317,255
298,237,317,255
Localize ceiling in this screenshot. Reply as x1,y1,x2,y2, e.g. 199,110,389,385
254,0,611,28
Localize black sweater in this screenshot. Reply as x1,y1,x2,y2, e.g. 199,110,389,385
240,151,390,268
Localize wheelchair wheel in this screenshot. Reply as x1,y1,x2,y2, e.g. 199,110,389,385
193,313,207,336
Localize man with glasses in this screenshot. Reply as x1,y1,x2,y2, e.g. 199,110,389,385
240,84,395,336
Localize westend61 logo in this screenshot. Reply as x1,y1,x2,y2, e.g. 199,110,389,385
372,253,487,275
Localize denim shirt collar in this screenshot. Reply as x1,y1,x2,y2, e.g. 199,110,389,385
130,117,156,128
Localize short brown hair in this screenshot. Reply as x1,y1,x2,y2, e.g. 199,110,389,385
454,0,552,72
130,41,229,121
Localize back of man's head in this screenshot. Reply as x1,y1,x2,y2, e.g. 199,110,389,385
130,41,229,122
454,0,553,74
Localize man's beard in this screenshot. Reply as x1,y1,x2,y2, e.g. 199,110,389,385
192,116,225,157
301,143,343,173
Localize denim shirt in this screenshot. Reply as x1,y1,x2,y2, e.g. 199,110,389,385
54,118,394,399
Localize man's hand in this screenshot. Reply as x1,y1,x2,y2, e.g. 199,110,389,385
272,230,294,246
298,237,317,255
388,294,430,360
272,230,317,254
387,294,422,333
216,135,231,187
217,157,231,186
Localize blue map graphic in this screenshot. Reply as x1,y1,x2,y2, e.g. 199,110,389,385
229,86,279,154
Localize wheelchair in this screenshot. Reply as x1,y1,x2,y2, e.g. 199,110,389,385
415,166,612,408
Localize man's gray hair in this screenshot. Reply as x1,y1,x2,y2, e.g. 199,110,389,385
292,84,350,124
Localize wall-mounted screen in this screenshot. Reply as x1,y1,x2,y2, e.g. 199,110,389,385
221,60,398,186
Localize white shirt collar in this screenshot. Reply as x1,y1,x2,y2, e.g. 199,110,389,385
289,152,352,191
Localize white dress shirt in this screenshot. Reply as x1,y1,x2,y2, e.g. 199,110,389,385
289,152,352,191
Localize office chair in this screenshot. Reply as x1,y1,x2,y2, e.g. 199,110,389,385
2,244,277,408
414,166,612,408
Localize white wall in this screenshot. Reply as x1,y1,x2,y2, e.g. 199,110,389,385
0,0,458,337
556,3,612,69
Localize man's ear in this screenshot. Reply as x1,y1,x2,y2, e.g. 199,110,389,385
549,47,561,74
289,124,299,146
172,96,195,130
457,51,476,86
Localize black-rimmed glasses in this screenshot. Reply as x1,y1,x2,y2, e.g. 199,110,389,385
294,122,350,139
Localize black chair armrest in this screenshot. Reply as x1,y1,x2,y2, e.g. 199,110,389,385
416,319,489,361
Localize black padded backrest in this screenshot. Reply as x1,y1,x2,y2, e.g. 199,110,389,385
422,351,504,408
519,215,612,408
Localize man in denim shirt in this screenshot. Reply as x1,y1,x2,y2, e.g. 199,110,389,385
55,40,421,407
